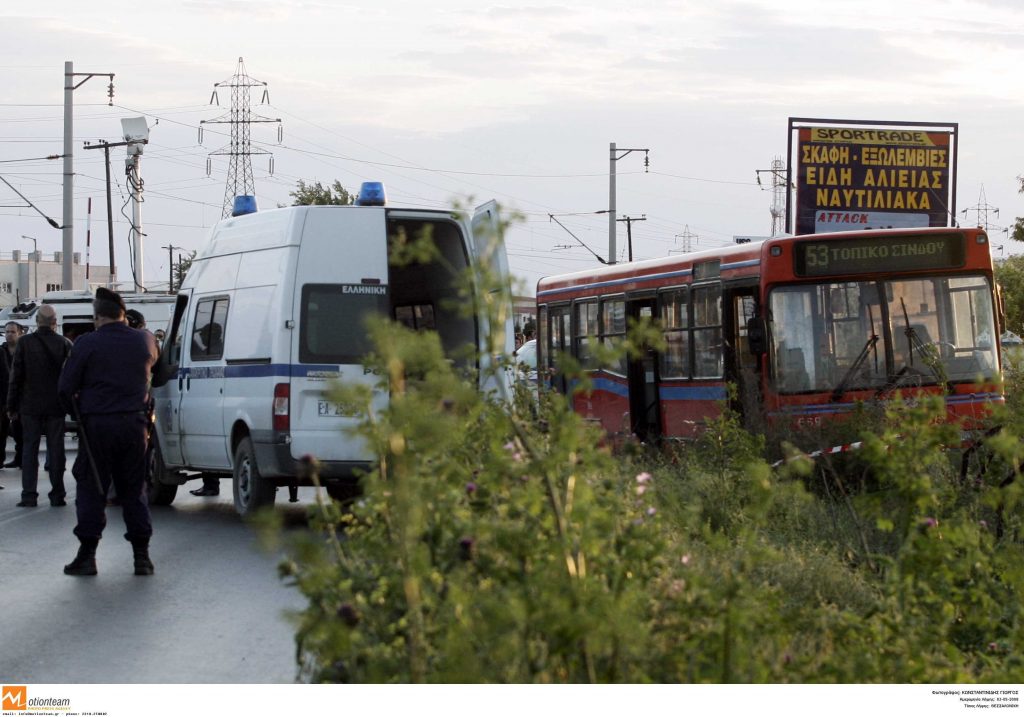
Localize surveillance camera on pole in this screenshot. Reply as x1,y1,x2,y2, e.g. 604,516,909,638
121,116,149,290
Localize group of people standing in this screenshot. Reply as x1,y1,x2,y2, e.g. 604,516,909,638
1,288,159,577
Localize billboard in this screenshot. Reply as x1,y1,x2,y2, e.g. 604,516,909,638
788,119,957,235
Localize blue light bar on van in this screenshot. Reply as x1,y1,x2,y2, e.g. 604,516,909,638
355,182,386,206
232,195,258,216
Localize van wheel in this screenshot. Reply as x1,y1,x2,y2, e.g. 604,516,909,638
325,480,361,504
147,440,178,506
232,436,276,517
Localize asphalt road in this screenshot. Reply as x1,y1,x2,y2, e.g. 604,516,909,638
0,445,316,684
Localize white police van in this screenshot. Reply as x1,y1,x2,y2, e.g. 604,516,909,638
148,184,513,516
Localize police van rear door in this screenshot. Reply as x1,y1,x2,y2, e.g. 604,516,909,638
289,207,390,464
471,200,514,397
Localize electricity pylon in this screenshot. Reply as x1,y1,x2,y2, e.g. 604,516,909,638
201,57,282,217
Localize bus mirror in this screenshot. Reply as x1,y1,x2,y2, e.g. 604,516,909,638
747,317,767,355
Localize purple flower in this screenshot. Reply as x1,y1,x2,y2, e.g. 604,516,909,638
458,536,475,561
921,517,938,529
465,482,477,495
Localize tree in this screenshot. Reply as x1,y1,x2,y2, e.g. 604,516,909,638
173,250,196,292
1014,175,1024,243
290,179,355,206
995,253,1024,334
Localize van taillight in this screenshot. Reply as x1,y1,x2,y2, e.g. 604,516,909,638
273,383,290,432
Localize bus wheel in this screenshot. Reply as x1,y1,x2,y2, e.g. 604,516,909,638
147,440,178,506
232,436,277,517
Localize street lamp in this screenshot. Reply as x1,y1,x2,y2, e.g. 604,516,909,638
21,235,38,298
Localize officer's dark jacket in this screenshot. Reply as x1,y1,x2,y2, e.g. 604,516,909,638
8,327,73,417
58,322,158,416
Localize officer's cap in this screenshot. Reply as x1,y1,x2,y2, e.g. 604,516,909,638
94,287,127,319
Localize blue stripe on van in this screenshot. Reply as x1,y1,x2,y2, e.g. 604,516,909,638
181,364,344,379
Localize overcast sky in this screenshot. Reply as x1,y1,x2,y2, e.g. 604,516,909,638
0,0,1021,294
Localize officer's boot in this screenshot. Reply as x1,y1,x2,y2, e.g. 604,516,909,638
131,538,154,576
63,537,99,576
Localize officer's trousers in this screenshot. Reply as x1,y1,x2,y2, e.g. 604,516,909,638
72,412,152,542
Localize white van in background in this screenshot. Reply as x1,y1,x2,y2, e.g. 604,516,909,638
149,185,513,516
3,290,175,340
40,290,175,340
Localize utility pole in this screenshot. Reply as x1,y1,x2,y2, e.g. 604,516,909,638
201,57,282,217
608,143,650,265
63,61,114,290
83,139,125,285
162,244,182,292
961,185,999,230
616,215,646,262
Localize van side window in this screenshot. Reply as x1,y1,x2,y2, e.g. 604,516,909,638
300,284,389,364
191,297,229,361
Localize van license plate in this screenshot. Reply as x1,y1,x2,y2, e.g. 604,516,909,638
318,400,352,417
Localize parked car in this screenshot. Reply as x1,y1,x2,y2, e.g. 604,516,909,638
512,339,537,388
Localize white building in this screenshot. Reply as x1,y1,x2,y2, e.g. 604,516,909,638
0,250,111,307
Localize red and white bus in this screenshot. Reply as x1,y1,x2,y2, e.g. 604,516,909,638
535,227,1003,442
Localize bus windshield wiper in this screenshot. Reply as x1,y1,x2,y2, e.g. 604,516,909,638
897,296,952,393
831,333,879,402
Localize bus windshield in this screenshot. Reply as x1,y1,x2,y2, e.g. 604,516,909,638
769,274,998,395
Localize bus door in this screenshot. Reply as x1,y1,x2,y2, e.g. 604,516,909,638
723,284,760,427
546,303,572,394
626,296,661,443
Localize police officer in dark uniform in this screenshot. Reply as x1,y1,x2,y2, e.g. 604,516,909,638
59,288,159,577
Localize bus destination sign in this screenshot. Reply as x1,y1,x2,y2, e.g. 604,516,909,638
794,233,965,277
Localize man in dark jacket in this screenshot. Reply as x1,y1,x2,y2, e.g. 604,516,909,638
58,288,159,577
8,305,73,507
0,321,24,468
